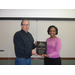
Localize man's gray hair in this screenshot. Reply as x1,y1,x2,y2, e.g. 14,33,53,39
21,19,30,25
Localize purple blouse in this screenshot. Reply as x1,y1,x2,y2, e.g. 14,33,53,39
46,37,62,58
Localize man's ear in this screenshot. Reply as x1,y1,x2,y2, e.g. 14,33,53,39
21,25,23,29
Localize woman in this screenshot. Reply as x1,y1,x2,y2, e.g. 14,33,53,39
44,25,62,65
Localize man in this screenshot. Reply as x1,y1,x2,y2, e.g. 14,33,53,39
14,20,37,65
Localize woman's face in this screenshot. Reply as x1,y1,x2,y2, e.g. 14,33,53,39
49,27,56,37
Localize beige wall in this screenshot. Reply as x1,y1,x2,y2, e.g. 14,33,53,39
0,20,75,58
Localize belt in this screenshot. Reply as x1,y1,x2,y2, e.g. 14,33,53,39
17,56,31,59
24,56,31,59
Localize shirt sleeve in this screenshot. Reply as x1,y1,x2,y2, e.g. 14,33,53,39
49,39,62,58
30,34,36,49
32,43,36,49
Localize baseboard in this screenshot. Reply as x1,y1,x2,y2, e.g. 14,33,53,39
0,57,75,60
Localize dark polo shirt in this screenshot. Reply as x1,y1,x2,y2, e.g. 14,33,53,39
14,29,36,59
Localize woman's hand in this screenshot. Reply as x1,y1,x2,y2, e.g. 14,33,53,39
39,54,45,57
43,54,49,57
39,54,49,57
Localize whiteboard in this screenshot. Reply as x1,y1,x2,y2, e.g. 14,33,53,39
0,20,75,58
0,9,75,18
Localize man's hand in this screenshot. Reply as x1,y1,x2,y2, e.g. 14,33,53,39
32,49,38,55
34,41,40,45
34,41,37,46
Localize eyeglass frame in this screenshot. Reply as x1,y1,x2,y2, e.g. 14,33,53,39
21,24,30,26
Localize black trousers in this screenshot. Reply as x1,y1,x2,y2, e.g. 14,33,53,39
44,57,61,65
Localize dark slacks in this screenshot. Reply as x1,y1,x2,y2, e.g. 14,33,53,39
44,57,61,65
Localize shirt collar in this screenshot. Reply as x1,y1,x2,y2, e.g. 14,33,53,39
21,29,29,34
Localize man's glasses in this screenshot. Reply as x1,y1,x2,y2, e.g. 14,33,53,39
22,24,30,26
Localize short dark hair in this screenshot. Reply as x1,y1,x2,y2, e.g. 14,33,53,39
21,19,30,25
47,25,58,35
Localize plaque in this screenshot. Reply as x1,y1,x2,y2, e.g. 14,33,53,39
36,42,47,55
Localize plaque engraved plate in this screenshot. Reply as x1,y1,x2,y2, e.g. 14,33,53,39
36,42,47,55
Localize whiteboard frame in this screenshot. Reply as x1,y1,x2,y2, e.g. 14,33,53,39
0,17,75,21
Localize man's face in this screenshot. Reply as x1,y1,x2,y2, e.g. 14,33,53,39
21,20,30,32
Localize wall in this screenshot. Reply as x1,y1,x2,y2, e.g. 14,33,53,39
0,20,75,58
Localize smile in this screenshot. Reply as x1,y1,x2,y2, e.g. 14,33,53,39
51,34,54,35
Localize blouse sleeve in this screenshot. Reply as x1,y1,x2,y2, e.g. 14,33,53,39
49,38,62,58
